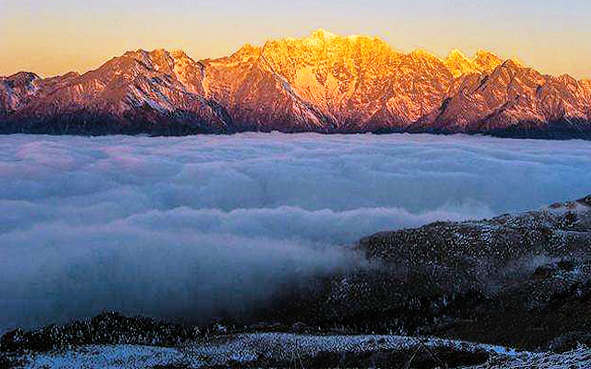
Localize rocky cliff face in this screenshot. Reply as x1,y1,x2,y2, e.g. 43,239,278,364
2,29,590,137
0,72,42,111
416,61,591,134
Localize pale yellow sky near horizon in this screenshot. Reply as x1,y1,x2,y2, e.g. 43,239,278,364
1,0,590,79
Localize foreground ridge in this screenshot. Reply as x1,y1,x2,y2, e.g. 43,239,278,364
1,29,591,138
280,194,591,350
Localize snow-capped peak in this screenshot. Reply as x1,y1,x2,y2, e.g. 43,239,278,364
310,28,338,40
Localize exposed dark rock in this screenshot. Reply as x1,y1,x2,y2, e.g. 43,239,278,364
548,332,591,353
0,353,13,369
0,311,202,353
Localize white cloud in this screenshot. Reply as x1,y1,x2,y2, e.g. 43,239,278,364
1,133,590,331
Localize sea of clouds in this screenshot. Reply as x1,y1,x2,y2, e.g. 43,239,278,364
1,132,590,331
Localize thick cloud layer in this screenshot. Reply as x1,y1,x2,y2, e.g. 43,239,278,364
1,133,590,331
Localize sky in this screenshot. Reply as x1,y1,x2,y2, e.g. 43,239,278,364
1,133,591,331
1,0,590,78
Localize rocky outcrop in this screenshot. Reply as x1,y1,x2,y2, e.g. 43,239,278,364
0,311,203,353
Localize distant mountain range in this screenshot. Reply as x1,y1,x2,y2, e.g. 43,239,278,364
2,29,591,138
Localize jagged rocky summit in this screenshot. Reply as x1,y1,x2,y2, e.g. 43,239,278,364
1,29,591,138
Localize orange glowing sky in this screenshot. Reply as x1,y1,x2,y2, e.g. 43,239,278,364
1,0,590,79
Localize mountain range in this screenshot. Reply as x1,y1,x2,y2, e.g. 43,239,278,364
2,29,591,138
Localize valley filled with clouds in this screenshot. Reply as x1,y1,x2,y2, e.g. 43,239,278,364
1,133,590,331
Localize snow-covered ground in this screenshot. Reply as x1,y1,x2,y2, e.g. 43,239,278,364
472,344,591,369
9,332,561,368
13,345,181,369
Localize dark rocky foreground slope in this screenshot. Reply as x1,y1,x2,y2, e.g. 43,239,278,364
270,195,591,350
2,30,591,138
